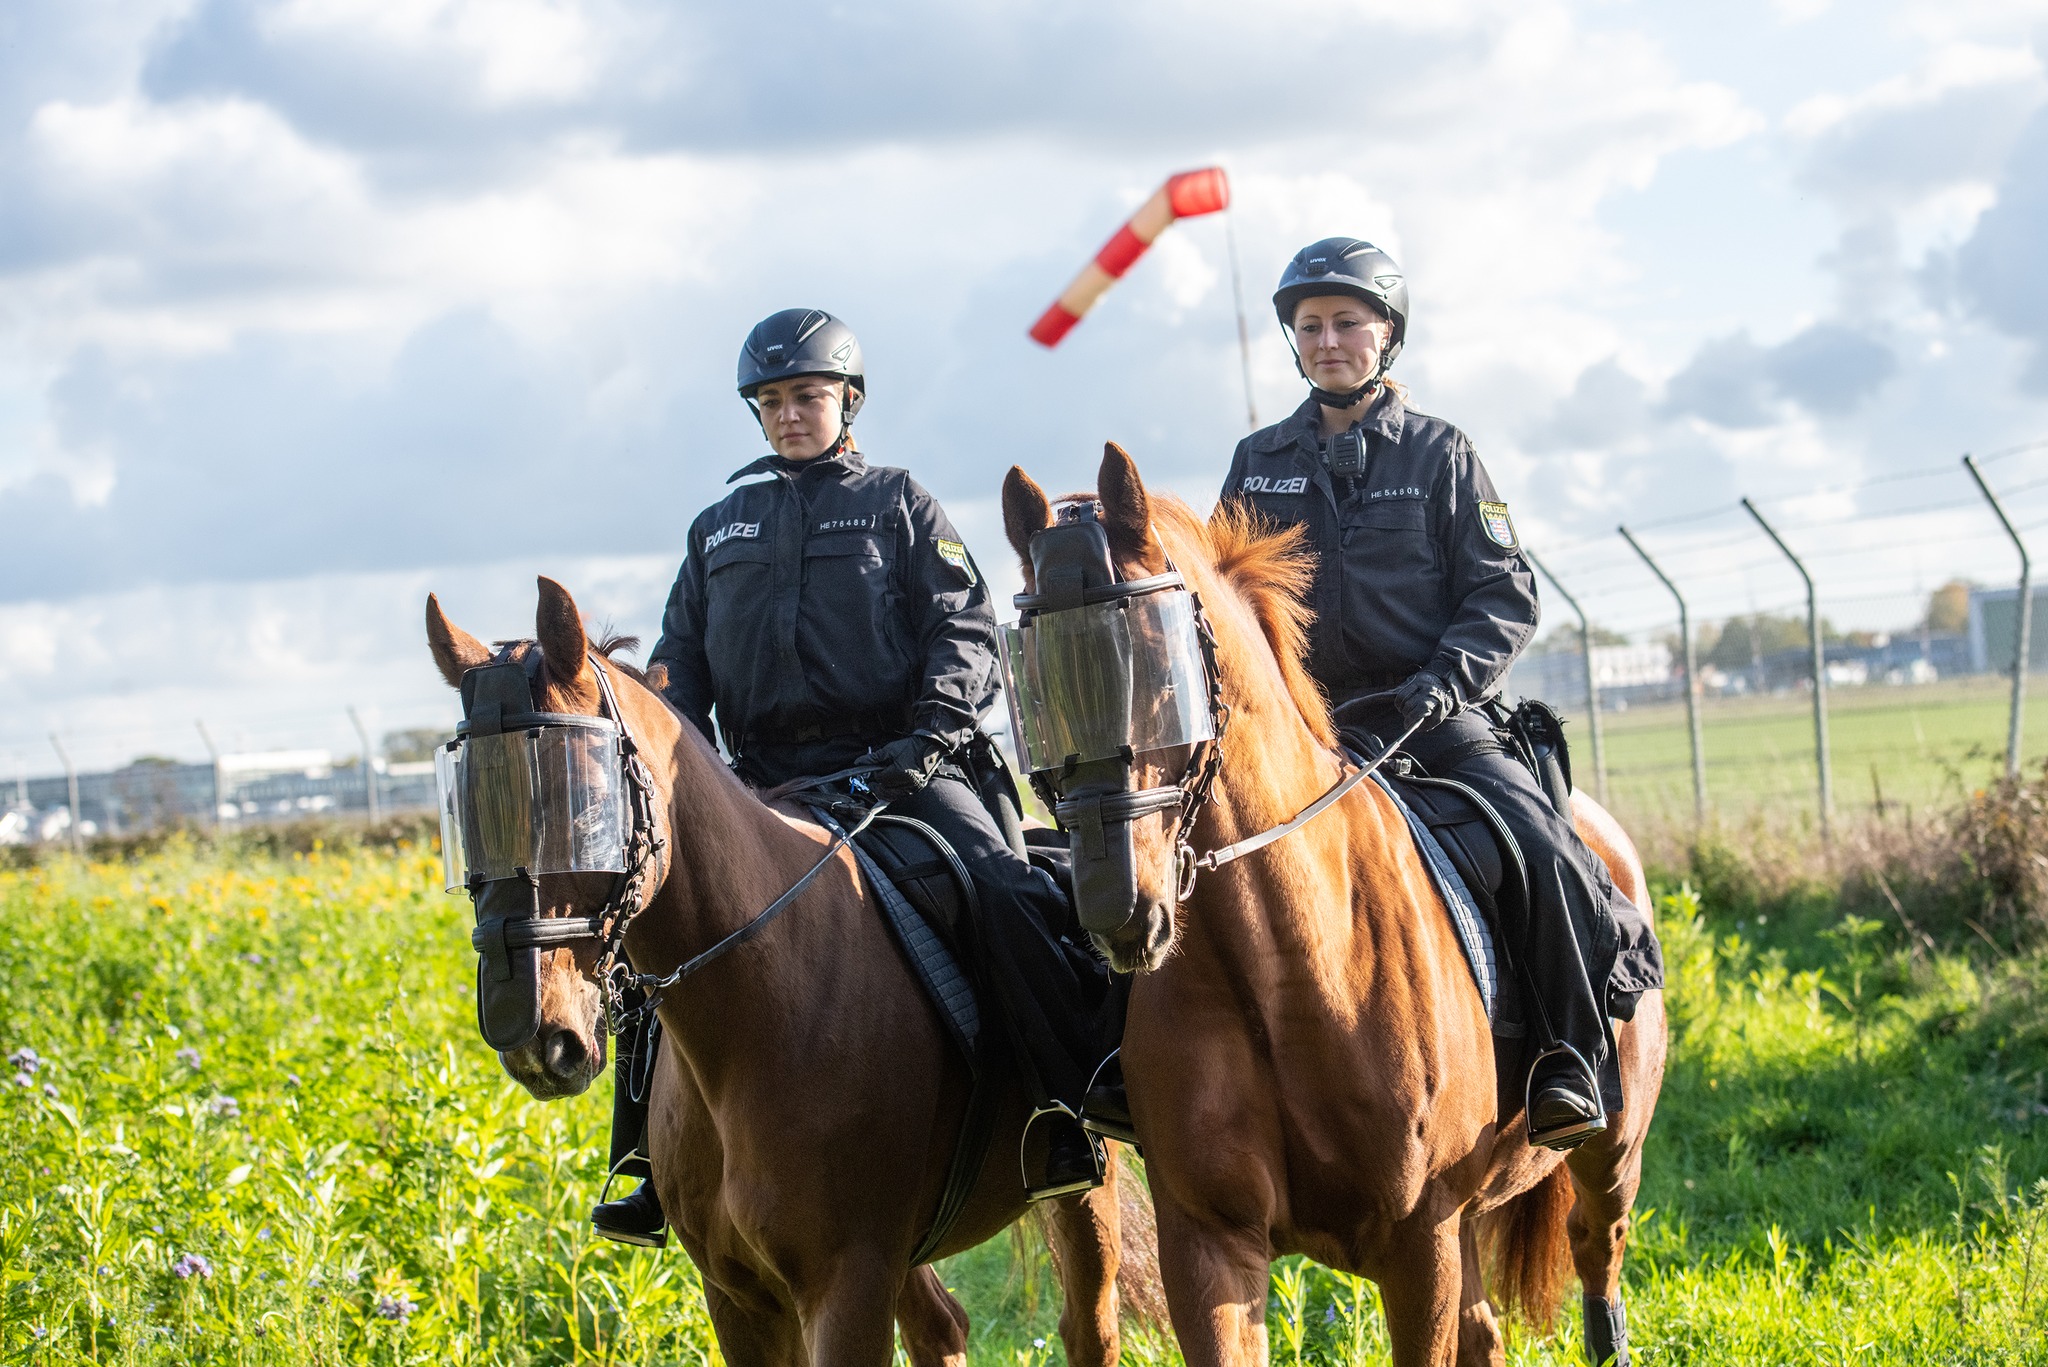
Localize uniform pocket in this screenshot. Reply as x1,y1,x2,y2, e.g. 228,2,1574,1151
802,531,910,679
1339,496,1442,677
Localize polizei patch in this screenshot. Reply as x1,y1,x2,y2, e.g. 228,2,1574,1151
1240,475,1309,495
703,521,761,553
936,538,976,585
1478,501,1518,550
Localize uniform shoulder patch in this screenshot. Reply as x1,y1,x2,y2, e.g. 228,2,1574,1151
935,537,977,586
1478,500,1518,550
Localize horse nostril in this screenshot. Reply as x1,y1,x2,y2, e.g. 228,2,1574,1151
543,1029,588,1078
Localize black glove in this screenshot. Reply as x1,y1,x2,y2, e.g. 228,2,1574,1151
861,734,948,801
1393,670,1461,732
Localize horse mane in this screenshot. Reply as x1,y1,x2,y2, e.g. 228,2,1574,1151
1147,497,1334,749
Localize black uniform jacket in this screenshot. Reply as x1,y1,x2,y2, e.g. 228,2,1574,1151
1219,391,1538,707
649,447,998,760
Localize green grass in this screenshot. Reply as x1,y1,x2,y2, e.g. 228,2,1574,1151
4,840,2048,1362
1590,675,2048,831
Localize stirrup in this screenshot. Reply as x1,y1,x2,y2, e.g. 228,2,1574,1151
1020,1102,1106,1203
591,1151,669,1248
1079,1048,1139,1148
1524,1043,1606,1152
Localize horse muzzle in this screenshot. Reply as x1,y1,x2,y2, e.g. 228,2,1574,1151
1055,781,1184,937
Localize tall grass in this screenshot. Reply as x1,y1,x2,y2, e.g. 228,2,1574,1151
4,833,2048,1362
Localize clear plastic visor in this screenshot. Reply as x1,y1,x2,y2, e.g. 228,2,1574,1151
999,591,1215,772
435,725,629,892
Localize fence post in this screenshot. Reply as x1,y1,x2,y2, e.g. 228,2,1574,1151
1964,454,2031,777
1741,498,1832,841
347,706,380,823
1619,526,1707,825
195,721,225,829
48,734,82,854
1524,549,1607,805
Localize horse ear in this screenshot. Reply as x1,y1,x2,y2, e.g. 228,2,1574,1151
426,594,491,689
535,576,593,695
1098,442,1166,574
1002,466,1053,575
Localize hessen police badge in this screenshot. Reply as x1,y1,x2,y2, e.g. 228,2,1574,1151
936,538,977,586
1479,500,1519,550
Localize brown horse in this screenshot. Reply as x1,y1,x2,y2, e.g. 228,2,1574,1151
1001,448,1667,1367
425,577,1135,1366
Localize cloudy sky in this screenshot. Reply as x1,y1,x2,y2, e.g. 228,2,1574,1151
5,0,2048,774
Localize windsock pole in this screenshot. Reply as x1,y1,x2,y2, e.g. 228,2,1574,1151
1030,167,1231,348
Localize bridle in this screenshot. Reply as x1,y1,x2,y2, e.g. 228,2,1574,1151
458,642,886,1042
1020,567,1229,905
1013,522,1421,919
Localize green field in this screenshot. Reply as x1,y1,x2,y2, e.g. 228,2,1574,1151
5,837,2048,1363
1584,675,2048,832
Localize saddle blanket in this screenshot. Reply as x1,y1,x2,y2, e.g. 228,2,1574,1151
1371,772,1500,1023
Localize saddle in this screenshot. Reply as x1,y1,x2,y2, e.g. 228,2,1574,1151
1373,697,1654,1035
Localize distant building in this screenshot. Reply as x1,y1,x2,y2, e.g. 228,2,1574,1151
1508,643,1675,709
1969,586,2048,674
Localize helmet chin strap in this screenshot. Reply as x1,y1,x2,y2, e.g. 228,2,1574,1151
1287,332,1388,411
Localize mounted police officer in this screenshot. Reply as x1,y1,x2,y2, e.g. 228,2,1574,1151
1220,239,1635,1150
590,308,1111,1244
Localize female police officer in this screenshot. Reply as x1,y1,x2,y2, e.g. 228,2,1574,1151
590,308,1109,1245
1219,239,1630,1151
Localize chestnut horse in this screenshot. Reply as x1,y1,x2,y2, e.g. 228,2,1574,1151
1001,449,1667,1367
426,578,1135,1366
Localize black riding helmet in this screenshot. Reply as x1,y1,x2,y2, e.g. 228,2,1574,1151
736,307,866,425
1273,238,1408,405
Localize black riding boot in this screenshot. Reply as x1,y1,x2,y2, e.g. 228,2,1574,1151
590,1010,668,1248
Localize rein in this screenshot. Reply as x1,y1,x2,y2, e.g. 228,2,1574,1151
1192,715,1424,874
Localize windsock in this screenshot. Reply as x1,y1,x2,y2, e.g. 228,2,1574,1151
1030,167,1231,347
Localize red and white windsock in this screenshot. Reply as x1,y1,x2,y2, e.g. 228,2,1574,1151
1029,167,1231,348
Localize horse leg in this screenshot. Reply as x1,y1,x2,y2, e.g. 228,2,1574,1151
1454,1217,1506,1367
1376,1217,1462,1367
796,1255,902,1366
894,1265,969,1367
1042,1166,1124,1367
1154,1195,1269,1367
704,1281,805,1367
1565,1131,1646,1367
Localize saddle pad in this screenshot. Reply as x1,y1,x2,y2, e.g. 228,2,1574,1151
808,806,981,1063
1371,773,1499,1023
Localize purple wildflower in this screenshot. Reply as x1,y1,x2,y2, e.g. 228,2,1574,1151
7,1047,40,1075
206,1095,240,1119
175,1047,201,1070
171,1252,213,1280
42,1083,56,1099
374,1292,416,1322
12,1073,30,1089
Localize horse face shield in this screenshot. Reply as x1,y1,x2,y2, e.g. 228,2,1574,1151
1000,507,1221,939
437,659,630,1051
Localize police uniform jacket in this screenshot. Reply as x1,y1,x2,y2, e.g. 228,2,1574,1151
649,447,997,763
1219,390,1538,707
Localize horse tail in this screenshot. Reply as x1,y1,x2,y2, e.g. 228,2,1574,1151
1480,1162,1573,1329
